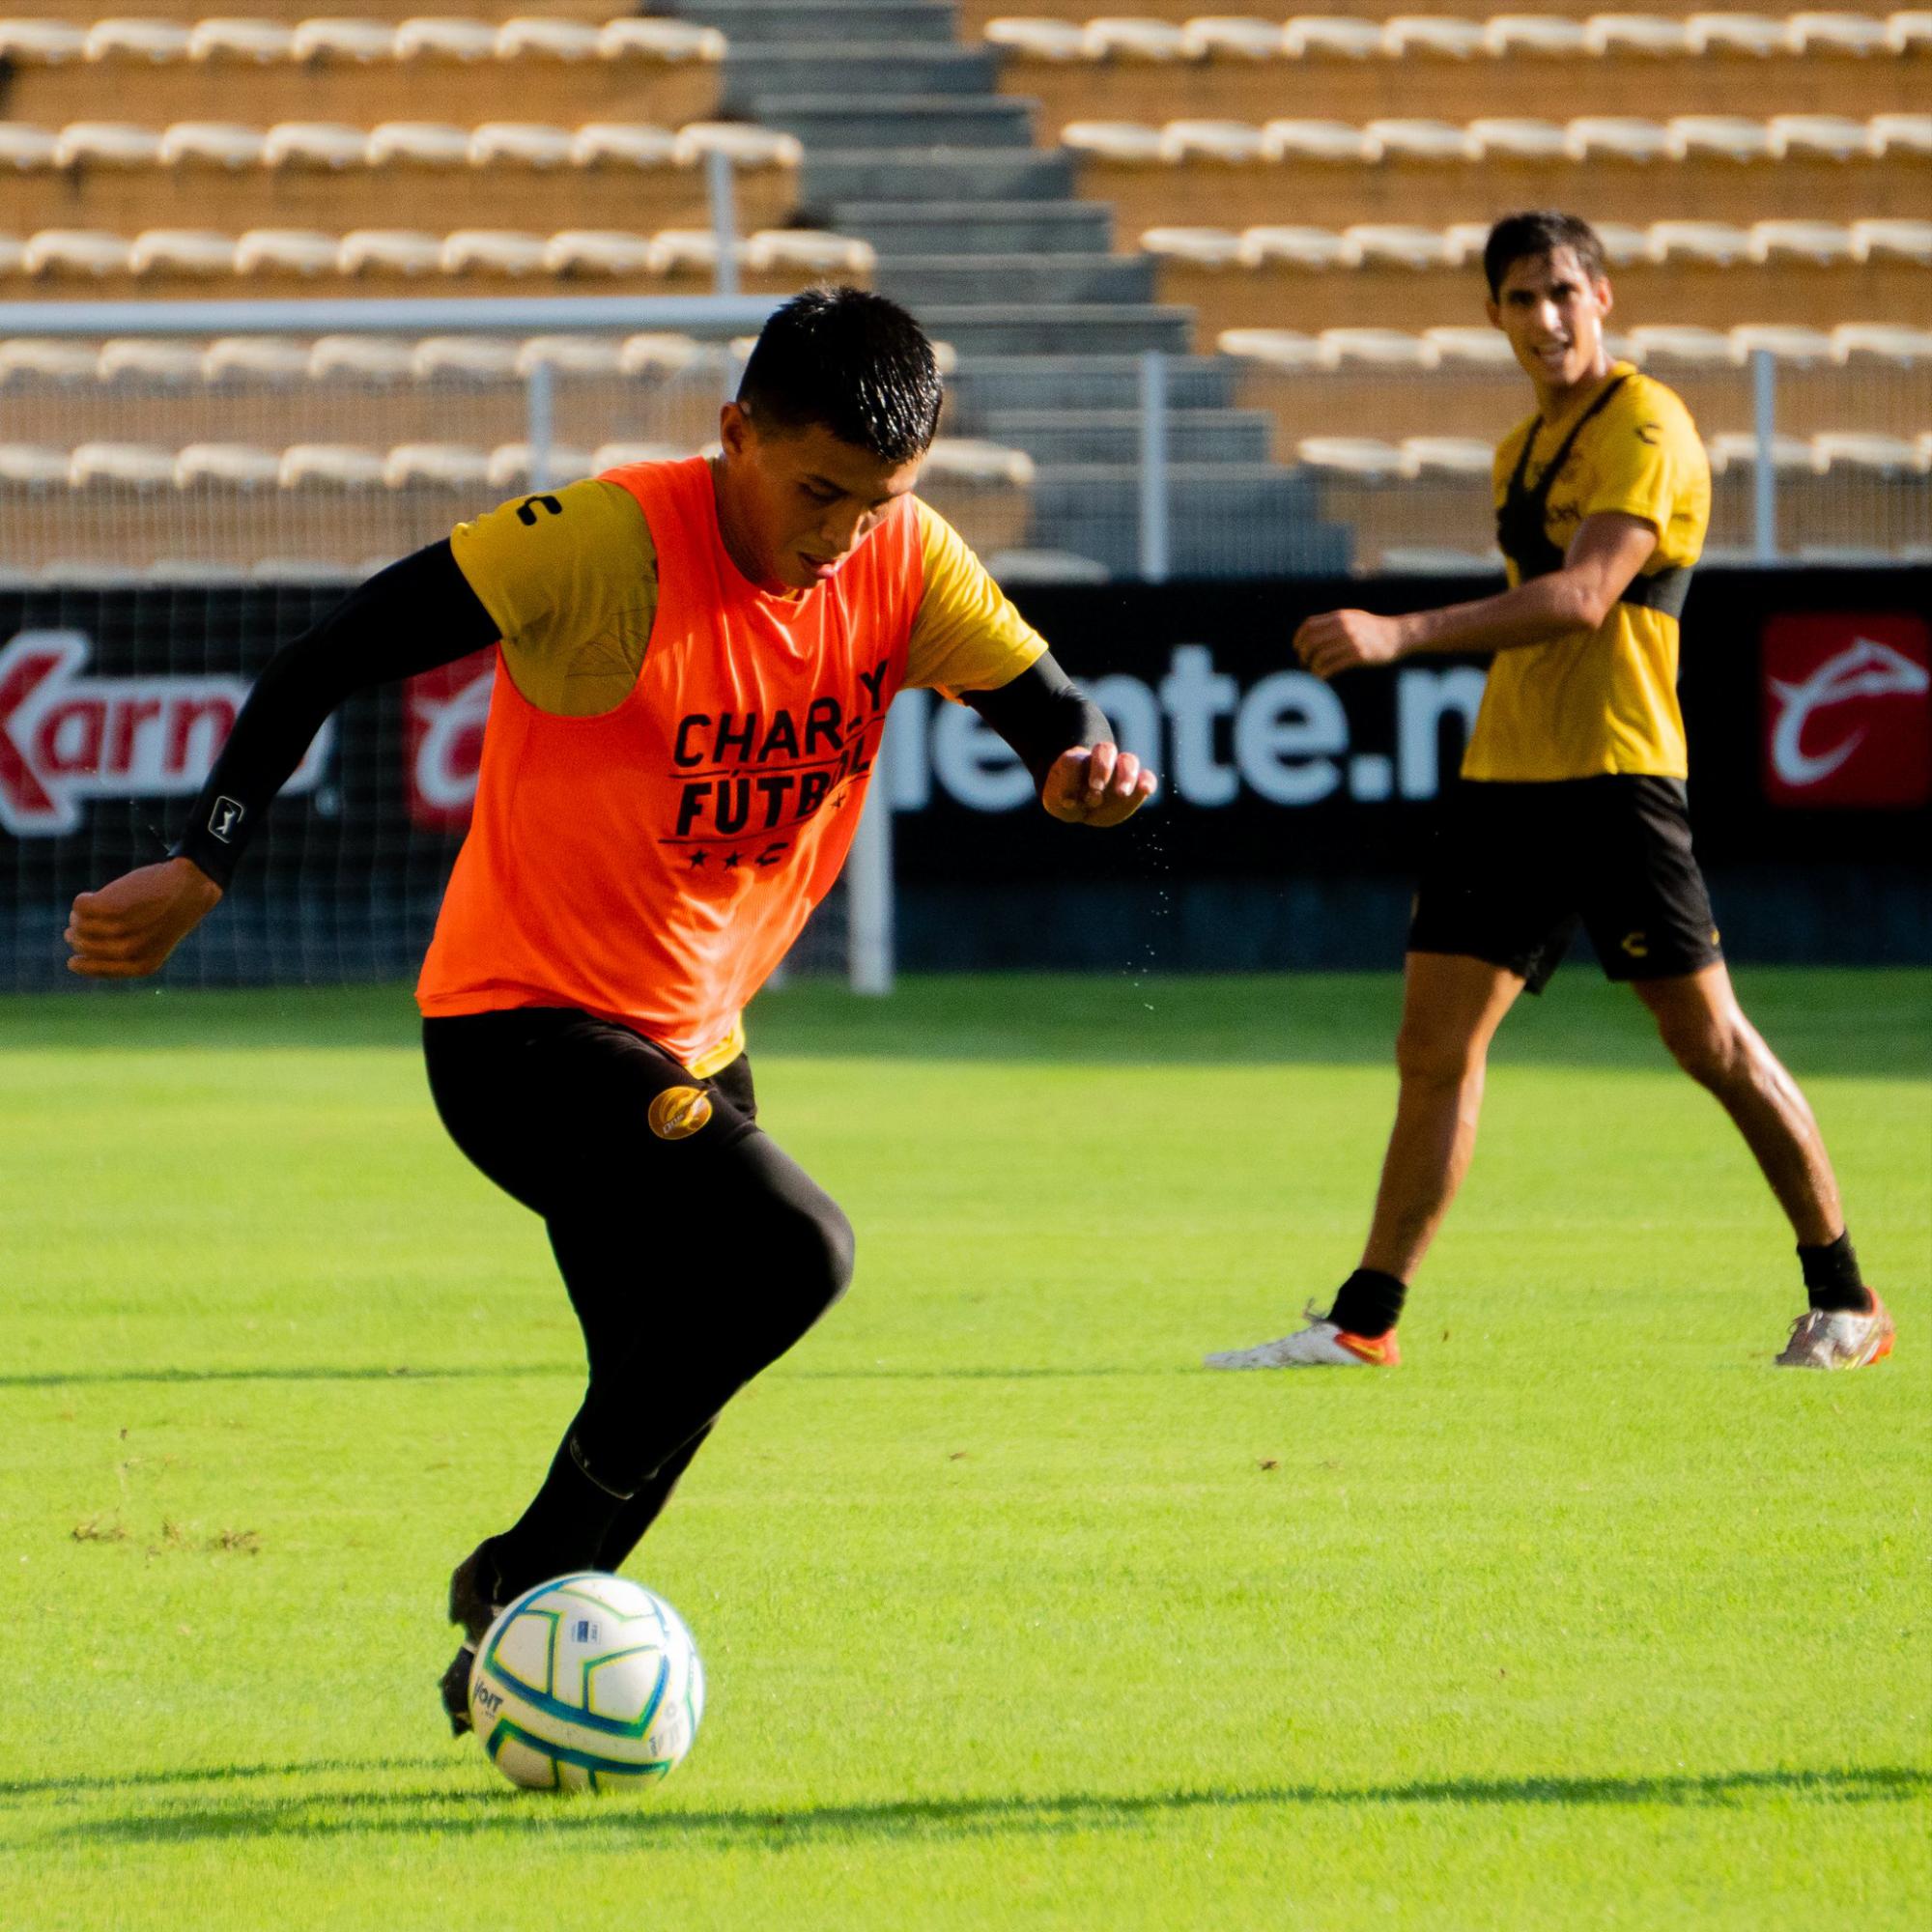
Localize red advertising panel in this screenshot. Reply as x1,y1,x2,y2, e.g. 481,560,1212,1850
405,649,496,832
1761,613,1931,809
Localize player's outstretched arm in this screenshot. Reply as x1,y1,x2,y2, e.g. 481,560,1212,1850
964,656,1157,829
1294,512,1661,680
63,542,499,978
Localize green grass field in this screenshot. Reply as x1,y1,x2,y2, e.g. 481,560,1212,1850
3,971,1927,1931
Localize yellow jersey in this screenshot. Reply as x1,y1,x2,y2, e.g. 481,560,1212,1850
448,475,1046,720
1463,363,1710,782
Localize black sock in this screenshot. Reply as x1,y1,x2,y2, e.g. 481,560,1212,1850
489,1432,634,1597
1798,1231,1872,1314
1327,1267,1408,1338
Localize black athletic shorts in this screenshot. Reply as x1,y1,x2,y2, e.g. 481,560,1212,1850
1406,775,1723,993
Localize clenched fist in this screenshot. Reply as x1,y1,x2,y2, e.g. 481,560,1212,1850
1040,743,1158,828
65,857,223,979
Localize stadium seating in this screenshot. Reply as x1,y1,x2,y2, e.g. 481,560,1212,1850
1059,112,1930,230
0,17,724,127
1141,217,1932,332
0,426,1037,577
984,13,1932,123
0,116,804,238
0,220,868,299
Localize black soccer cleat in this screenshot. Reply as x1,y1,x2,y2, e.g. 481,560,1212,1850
447,1539,505,1645
440,1643,476,1738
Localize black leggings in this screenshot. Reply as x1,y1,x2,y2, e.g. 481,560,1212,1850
422,1008,854,1572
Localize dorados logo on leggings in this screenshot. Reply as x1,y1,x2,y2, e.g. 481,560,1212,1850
648,1086,713,1141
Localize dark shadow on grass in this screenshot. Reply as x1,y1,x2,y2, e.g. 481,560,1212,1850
0,1757,445,1801
0,1364,578,1390
4,1363,1179,1391
49,1766,1927,1850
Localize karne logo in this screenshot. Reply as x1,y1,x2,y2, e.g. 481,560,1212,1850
1620,930,1650,959
1769,637,1930,787
648,1086,713,1141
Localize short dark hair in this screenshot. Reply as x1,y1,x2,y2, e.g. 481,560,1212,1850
737,287,943,464
1482,212,1608,300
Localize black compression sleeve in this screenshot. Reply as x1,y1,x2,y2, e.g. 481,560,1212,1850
173,542,499,887
961,652,1113,791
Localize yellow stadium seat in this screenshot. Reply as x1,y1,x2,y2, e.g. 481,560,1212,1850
24,229,133,275
1751,218,1861,263
543,230,657,275
1087,17,1190,59
1566,116,1680,160
1321,326,1440,367
1585,15,1695,57
983,18,1088,61
188,20,296,63
279,443,388,488
0,22,85,62
438,232,550,276
129,228,237,275
1470,117,1570,159
1729,324,1840,362
1424,324,1519,365
1162,119,1274,161
1648,219,1756,262
56,122,164,165
1627,323,1744,365
1367,117,1477,159
0,442,72,484
1297,436,1412,478
385,442,492,488
1217,327,1339,368
1264,118,1378,160
160,122,269,166
0,126,57,167
1382,17,1488,58
515,334,627,376
263,122,368,168
1243,224,1362,267
1183,18,1290,61
337,229,442,276
1854,216,1932,259
85,19,190,63
411,335,521,379
99,339,204,383
1788,12,1893,55
289,20,396,63
496,17,602,62
569,124,680,167
1686,14,1790,55
1345,223,1460,268
487,441,595,489
306,337,414,381
1487,15,1592,57
1403,436,1497,476
469,124,573,168
1285,17,1385,61
1063,120,1167,160
366,123,471,165
393,18,497,63
1771,113,1879,157
0,339,98,380
71,441,179,488
1872,112,1932,152
235,229,339,275
1889,12,1932,53
204,336,314,382
176,442,283,487
1669,115,1779,160
1143,224,1249,264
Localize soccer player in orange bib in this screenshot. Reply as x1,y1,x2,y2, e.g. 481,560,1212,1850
65,289,1157,1731
1205,213,1890,1378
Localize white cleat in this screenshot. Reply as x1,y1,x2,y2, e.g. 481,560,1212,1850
1205,1305,1400,1369
1775,1294,1895,1370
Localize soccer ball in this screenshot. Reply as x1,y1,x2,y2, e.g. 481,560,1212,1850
467,1572,705,1793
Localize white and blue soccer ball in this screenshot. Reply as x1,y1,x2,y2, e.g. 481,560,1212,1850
467,1572,705,1793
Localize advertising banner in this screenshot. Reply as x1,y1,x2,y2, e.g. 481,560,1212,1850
4,568,1927,985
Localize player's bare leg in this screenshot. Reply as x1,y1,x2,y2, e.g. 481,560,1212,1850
1208,952,1522,1368
1358,952,1526,1283
1633,963,1891,1368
